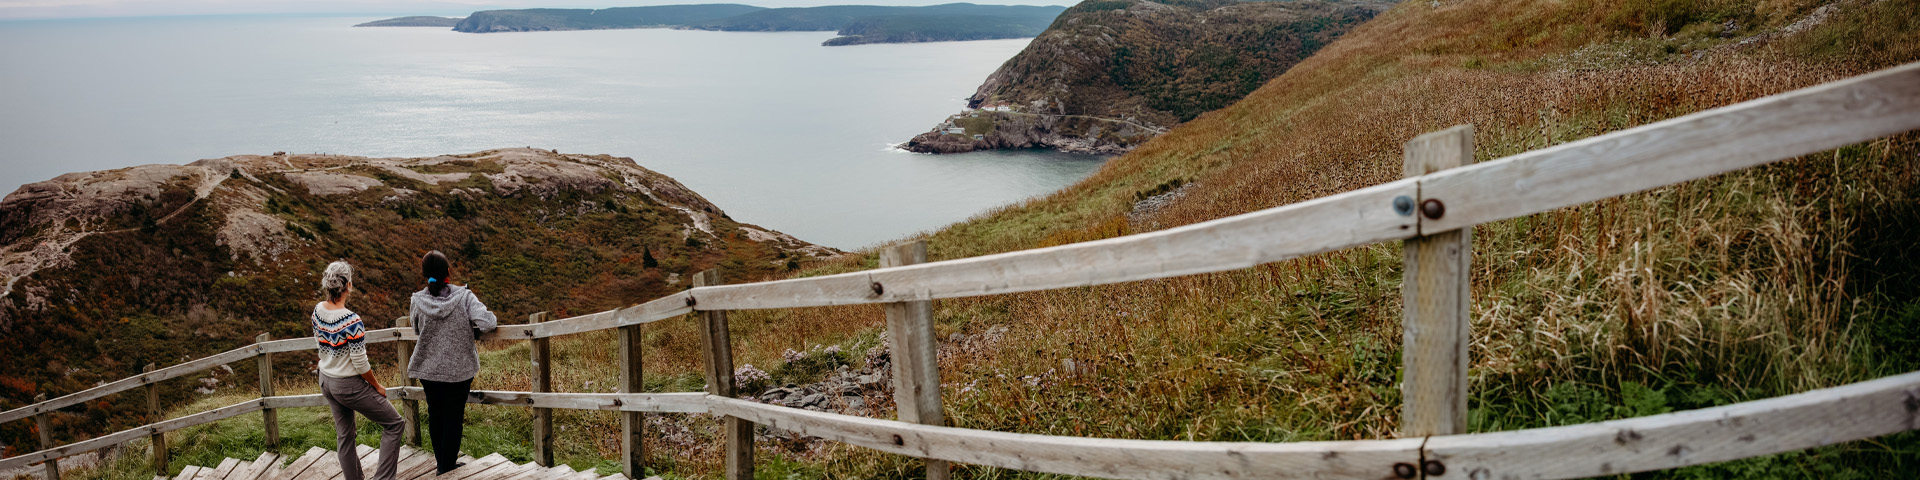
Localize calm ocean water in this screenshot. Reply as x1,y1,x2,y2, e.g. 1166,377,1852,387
0,16,1105,249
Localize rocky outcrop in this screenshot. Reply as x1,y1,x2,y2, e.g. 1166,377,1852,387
906,0,1392,155
902,110,1166,155
1,149,834,296
0,149,840,417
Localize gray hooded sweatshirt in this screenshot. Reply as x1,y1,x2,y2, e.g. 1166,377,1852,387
407,284,499,383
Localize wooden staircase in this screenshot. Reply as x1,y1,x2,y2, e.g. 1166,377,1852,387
157,445,649,480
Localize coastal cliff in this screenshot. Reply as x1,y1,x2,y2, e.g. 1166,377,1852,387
903,0,1390,154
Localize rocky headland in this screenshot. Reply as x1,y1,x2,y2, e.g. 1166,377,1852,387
903,0,1391,154
0,148,836,431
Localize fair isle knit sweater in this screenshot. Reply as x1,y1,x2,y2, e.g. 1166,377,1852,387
314,304,371,378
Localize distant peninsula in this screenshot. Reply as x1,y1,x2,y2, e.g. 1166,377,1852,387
379,3,1068,46
353,16,464,27
822,13,1057,46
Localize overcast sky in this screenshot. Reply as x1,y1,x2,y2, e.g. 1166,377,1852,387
0,0,1070,20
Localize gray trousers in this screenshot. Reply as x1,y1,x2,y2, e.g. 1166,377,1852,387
320,373,404,480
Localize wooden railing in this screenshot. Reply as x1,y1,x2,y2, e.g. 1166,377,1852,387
4,62,1918,480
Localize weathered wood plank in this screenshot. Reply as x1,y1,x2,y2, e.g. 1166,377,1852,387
480,460,542,480
1423,370,1920,479
486,324,537,341
35,393,59,480
436,453,508,480
618,322,646,478
530,311,554,467
270,447,328,480
288,447,339,480
1420,62,1920,233
394,448,438,480
258,338,316,355
395,317,422,446
707,397,1423,479
233,452,281,480
272,445,328,480
0,330,420,428
880,241,948,480
381,389,709,413
527,295,693,339
539,465,576,480
174,465,203,480
0,399,263,472
0,345,263,424
1400,125,1475,437
146,364,167,476
204,458,240,480
262,395,330,409
694,270,753,480
220,461,252,480
688,179,1417,311
257,333,280,449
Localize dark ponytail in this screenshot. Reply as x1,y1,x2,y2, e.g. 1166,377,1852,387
423,250,451,296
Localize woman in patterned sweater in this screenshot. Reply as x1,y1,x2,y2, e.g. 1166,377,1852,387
315,260,404,480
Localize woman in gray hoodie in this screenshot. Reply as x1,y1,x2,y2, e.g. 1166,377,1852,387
406,251,497,474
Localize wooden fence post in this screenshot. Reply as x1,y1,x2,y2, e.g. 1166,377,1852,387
694,269,753,480
256,332,279,449
395,316,422,446
33,393,57,480
619,322,646,478
1401,125,1475,437
880,240,949,480
530,311,553,467
146,363,166,475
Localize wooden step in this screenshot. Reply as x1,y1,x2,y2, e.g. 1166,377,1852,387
234,452,282,480
436,453,508,480
202,458,241,480
272,447,329,480
393,447,438,480
173,446,676,480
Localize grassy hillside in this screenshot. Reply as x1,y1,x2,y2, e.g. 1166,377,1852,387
56,0,1920,479
905,0,1920,475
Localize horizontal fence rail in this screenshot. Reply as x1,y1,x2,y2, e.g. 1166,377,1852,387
4,61,1918,479
680,62,1920,311
10,372,1914,478
0,329,413,425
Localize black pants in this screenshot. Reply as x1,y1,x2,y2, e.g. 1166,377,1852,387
420,378,473,473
